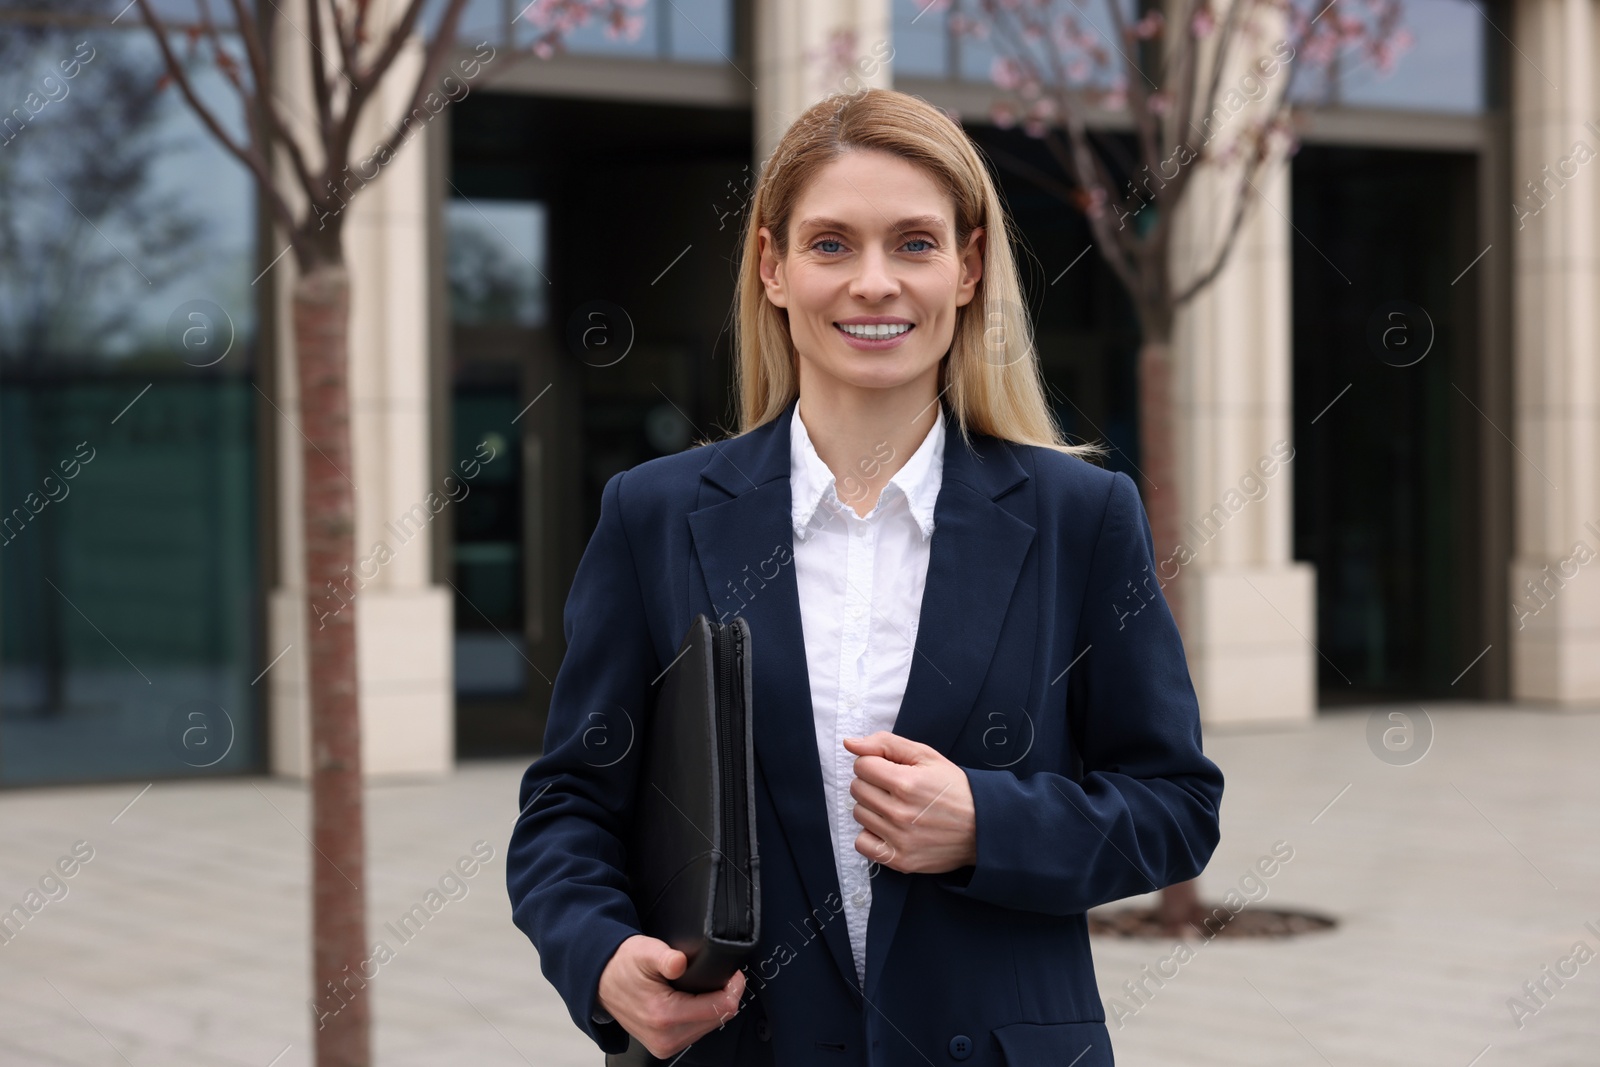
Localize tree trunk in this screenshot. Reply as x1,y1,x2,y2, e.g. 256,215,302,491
1136,337,1182,636
1136,337,1209,936
295,260,370,1066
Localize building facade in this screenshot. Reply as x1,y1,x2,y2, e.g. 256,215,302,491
0,0,1593,787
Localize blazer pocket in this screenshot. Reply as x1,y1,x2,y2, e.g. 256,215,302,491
992,1020,1114,1066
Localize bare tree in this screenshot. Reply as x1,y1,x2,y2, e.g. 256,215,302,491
941,0,1409,933
132,2,636,1062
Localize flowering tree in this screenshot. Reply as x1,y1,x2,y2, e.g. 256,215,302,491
930,0,1410,933
134,2,636,1063
521,0,651,55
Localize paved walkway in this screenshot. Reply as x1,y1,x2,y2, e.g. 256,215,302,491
0,702,1596,1065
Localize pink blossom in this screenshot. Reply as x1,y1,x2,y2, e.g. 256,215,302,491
1101,75,1128,112
1052,15,1089,52
1191,8,1216,37
604,11,645,39
1302,35,1338,67
992,55,1029,90
1131,11,1164,39
953,12,990,39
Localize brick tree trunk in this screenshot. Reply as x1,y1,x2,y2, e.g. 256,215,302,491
294,261,370,1067
1137,337,1207,935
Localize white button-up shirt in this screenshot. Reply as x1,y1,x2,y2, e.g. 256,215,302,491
788,399,945,990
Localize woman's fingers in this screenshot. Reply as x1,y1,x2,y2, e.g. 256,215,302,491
603,936,748,1058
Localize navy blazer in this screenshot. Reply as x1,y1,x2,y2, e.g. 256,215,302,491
507,395,1224,1067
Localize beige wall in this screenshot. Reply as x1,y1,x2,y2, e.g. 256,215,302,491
1507,0,1600,704
1167,0,1316,727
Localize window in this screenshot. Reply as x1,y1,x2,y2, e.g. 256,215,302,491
420,0,740,62
0,19,261,784
895,0,1487,115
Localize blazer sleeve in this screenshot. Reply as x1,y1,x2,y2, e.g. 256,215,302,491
931,469,1224,915
506,468,653,1054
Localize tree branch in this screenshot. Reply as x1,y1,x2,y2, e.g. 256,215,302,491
1168,0,1204,158
133,0,303,254
303,0,338,155
1170,129,1279,304
1104,0,1161,191
1194,0,1251,152
223,0,321,209
349,0,428,91
1157,0,1295,254
983,143,1085,205
1056,107,1144,297
329,0,362,82
338,0,472,182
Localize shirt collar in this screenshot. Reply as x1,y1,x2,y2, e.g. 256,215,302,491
789,400,944,541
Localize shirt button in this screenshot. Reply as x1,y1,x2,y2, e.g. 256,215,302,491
848,603,865,618
846,693,859,707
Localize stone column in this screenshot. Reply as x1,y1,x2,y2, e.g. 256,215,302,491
753,0,892,163
266,2,453,778
1507,0,1600,704
1167,0,1317,727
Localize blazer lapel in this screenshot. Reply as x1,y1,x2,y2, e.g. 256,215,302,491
685,395,1036,1006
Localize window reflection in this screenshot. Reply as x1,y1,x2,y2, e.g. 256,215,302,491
446,199,548,328
0,19,260,784
899,0,1486,115
511,0,733,61
1289,0,1484,113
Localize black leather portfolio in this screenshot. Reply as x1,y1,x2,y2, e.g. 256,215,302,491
605,613,760,1066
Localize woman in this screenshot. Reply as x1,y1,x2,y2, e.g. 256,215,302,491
506,87,1223,1067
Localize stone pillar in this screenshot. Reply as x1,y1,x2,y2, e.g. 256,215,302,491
266,3,454,778
753,0,892,163
1167,0,1317,727
1507,0,1600,704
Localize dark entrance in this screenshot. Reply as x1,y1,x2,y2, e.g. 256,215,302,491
446,92,751,755
1291,145,1495,703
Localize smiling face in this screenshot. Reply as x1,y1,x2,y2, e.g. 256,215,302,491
758,147,984,404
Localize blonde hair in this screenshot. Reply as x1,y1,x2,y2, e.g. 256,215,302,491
724,86,1105,461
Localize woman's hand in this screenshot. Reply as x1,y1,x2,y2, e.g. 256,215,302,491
596,934,745,1059
844,731,978,875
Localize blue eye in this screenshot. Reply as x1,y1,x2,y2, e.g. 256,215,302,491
809,235,937,255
